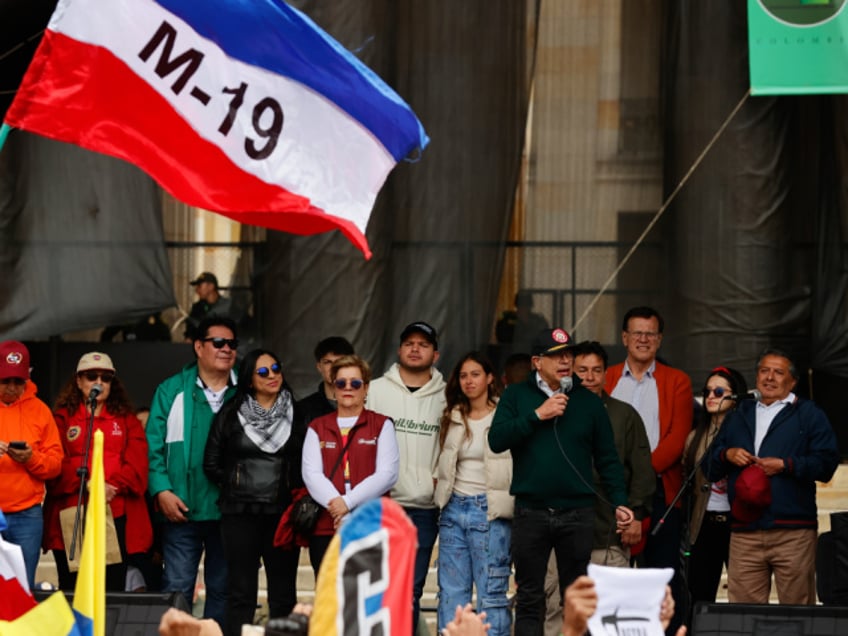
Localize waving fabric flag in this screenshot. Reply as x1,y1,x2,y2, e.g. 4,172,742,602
71,430,106,636
0,591,83,636
3,0,429,259
310,497,416,636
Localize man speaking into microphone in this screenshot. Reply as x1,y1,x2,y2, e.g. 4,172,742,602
489,329,633,635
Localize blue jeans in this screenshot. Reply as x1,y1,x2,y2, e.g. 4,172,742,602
512,506,593,635
404,506,438,635
2,504,43,589
162,521,227,629
437,494,512,635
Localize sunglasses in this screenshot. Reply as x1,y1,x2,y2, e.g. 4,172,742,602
0,378,26,386
79,371,115,383
702,386,731,399
334,378,364,390
202,337,239,350
256,363,281,378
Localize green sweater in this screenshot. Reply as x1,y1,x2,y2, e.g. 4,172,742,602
488,374,627,511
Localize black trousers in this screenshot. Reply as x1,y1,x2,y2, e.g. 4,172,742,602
220,512,299,636
688,512,730,605
54,514,128,592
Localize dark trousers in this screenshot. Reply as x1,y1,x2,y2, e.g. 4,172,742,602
54,514,128,592
512,506,594,636
646,477,683,636
220,513,299,636
308,534,334,578
688,512,730,605
404,507,439,635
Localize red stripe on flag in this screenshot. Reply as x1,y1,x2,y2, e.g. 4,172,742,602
5,30,371,257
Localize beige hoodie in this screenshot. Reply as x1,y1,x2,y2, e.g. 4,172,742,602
366,362,446,508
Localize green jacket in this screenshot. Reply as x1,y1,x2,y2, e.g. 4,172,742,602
146,363,236,521
592,392,655,549
488,374,627,511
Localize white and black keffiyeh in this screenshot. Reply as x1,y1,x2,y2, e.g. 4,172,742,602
238,390,293,453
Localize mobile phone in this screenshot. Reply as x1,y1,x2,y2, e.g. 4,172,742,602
8,441,27,450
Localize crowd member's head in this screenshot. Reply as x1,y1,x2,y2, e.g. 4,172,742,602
531,328,576,391
190,271,220,303
755,348,798,405
0,340,30,406
193,316,238,374
441,352,501,448
572,341,609,397
234,348,290,404
621,306,664,367
55,351,133,415
397,321,439,372
314,336,354,388
331,355,371,415
502,352,531,386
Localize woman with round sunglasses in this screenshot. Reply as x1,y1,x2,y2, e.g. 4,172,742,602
203,349,306,636
301,354,399,576
434,352,512,635
682,366,748,609
44,352,152,591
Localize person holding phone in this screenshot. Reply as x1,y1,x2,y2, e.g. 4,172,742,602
0,340,63,589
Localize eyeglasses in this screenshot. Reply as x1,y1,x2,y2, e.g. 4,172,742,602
78,371,115,383
256,363,281,378
627,331,660,340
202,337,239,350
0,378,25,386
334,378,364,390
702,386,731,399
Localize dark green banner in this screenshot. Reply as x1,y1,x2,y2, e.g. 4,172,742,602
748,0,848,94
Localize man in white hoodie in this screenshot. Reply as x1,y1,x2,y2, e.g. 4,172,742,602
367,321,447,634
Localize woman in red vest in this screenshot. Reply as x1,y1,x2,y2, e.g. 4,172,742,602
301,355,399,576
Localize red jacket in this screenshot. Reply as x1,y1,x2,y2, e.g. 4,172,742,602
43,405,152,555
0,381,62,513
309,409,389,536
605,361,693,506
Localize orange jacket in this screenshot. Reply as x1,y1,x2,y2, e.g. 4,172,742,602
0,381,63,513
605,361,693,506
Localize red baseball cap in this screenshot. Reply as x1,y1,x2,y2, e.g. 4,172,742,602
0,341,30,381
732,464,772,524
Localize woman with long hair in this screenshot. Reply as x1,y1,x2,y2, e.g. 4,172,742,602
44,352,152,591
203,349,305,636
684,365,748,606
434,352,513,635
301,355,399,576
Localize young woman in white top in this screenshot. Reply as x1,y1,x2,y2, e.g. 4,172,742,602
434,352,513,635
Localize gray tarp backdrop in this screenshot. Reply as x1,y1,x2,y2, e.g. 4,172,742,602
1,1,848,448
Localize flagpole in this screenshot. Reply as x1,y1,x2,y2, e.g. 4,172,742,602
0,123,11,152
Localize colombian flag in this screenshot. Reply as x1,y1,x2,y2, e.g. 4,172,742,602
3,0,429,259
310,498,416,636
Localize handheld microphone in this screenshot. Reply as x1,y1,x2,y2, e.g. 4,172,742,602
731,389,762,401
88,384,103,403
559,375,573,394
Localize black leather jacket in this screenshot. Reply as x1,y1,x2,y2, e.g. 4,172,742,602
203,394,307,514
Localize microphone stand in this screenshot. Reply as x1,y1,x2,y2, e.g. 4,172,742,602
69,393,99,560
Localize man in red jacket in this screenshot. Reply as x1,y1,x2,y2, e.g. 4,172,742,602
605,307,692,632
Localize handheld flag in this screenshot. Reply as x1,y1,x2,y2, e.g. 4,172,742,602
3,0,429,259
0,591,83,636
310,497,416,636
71,430,106,636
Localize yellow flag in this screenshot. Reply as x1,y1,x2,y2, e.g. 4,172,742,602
72,430,106,636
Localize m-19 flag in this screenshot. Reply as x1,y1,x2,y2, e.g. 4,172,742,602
310,497,416,636
3,0,429,259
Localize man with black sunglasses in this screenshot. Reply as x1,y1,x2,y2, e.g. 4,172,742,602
146,316,239,631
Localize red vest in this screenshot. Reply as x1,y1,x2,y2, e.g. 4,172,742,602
309,409,389,535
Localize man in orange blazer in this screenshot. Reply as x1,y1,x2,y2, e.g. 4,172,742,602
605,306,693,634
